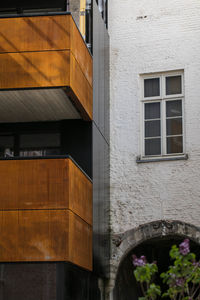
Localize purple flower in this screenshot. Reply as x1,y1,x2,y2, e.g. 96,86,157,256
175,278,185,287
132,254,147,267
179,239,190,255
192,261,200,267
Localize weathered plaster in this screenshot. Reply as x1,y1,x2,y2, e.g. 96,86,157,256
108,0,200,234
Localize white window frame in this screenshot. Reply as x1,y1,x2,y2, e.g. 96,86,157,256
140,71,185,159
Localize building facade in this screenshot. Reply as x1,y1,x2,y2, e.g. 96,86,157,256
0,1,109,299
107,0,200,299
1,0,200,299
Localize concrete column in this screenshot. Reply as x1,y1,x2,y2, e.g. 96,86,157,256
98,278,115,300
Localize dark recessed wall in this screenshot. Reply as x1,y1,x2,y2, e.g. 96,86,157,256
0,262,100,300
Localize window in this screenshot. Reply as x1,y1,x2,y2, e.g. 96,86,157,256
141,71,184,158
0,135,14,157
0,0,67,15
19,133,60,157
0,132,60,158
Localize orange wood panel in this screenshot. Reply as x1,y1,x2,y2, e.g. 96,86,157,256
69,53,93,120
0,15,93,120
68,159,92,225
68,211,92,271
0,209,92,270
0,50,70,89
70,17,93,87
0,158,92,226
0,15,70,53
0,159,69,210
0,210,69,262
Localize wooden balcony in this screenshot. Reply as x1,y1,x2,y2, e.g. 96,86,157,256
0,157,92,271
0,14,92,120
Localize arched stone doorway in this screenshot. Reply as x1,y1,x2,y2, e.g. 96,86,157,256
106,220,200,300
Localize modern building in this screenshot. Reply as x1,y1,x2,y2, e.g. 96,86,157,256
0,1,109,299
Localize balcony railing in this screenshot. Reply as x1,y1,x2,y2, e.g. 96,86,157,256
0,14,93,121
0,156,92,271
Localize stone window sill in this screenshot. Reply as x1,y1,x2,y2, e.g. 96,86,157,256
136,154,188,163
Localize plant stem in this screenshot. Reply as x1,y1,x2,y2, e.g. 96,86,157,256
140,282,145,297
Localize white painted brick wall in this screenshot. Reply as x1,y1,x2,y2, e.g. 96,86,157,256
108,0,200,235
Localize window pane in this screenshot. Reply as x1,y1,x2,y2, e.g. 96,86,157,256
145,120,160,137
166,100,182,117
145,138,161,155
0,135,14,148
144,78,160,97
145,102,160,119
20,149,60,157
20,133,60,148
167,136,183,154
0,135,14,157
167,118,182,135
166,75,182,95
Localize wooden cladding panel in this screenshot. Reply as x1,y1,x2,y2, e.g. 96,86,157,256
0,210,69,261
0,158,92,226
0,14,93,119
70,18,93,87
68,159,92,225
0,210,92,270
69,53,93,120
0,50,70,89
0,15,70,53
69,211,92,271
0,159,69,210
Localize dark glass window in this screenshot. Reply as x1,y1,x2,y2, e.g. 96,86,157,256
167,136,183,154
0,0,67,14
166,118,182,136
144,102,161,156
166,76,182,95
166,100,182,117
19,133,60,157
145,102,160,119
145,138,161,156
144,78,160,98
143,73,184,157
0,132,61,157
0,135,14,157
166,100,183,154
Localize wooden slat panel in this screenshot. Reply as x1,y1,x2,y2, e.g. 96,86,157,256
68,211,92,271
69,53,93,120
68,159,92,225
0,158,92,224
0,209,92,270
0,210,69,261
0,15,70,53
0,15,93,120
0,50,70,89
70,17,93,87
0,159,69,210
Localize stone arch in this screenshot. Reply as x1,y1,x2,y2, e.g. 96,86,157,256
110,220,200,286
